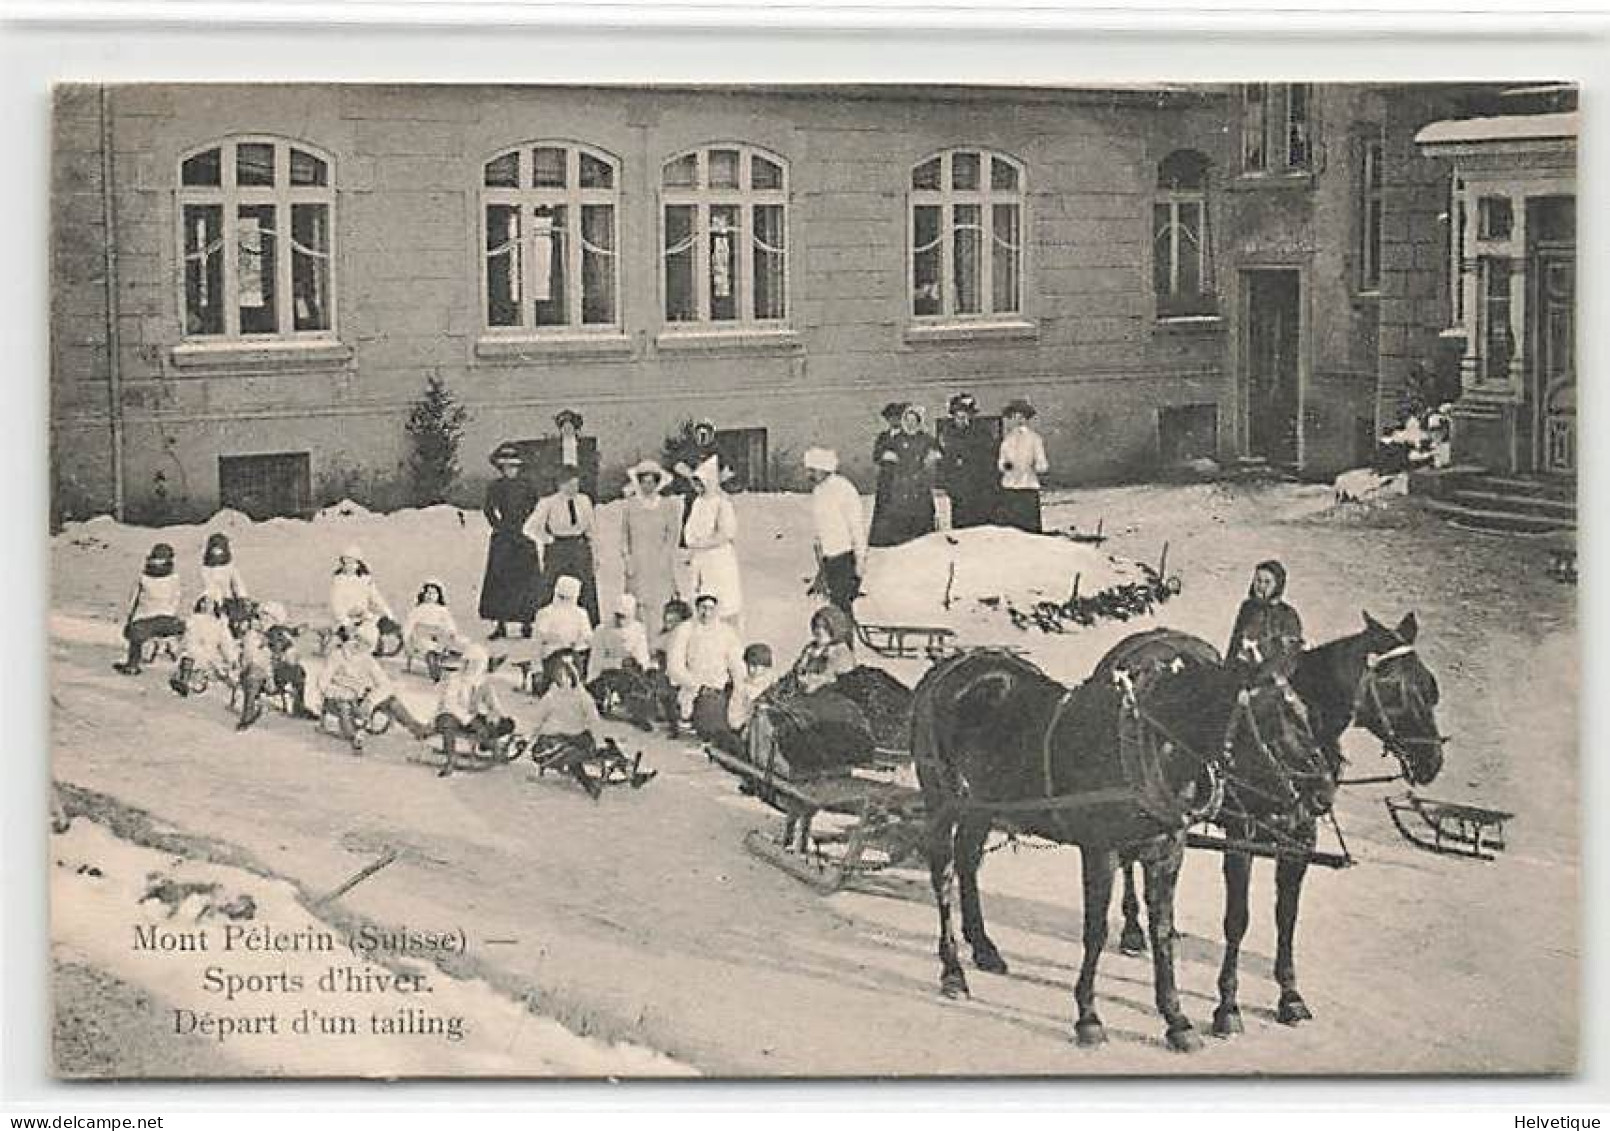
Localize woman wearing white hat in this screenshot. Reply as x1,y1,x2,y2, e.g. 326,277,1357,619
682,455,743,628
621,459,682,648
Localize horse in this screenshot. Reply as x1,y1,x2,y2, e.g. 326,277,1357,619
1115,609,1446,1036
908,631,1319,1052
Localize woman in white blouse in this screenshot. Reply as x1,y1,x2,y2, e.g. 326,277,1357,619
996,397,1050,534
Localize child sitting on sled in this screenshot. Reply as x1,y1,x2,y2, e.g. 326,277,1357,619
113,543,186,676
586,594,656,731
200,532,253,636
402,578,463,680
171,595,239,697
316,625,431,753
432,645,516,778
329,545,401,655
235,602,314,729
526,653,654,799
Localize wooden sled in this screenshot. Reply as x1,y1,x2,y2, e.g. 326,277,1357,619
1384,792,1512,861
854,621,957,661
706,744,924,894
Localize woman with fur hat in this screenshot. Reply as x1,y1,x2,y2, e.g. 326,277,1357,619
479,445,541,641
329,545,399,654
113,543,185,675
868,403,941,547
200,532,251,633
621,460,682,648
683,456,744,626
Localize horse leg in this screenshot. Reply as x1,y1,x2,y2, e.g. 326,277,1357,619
1073,847,1116,1047
1118,861,1147,955
1143,839,1202,1052
1212,848,1252,1037
926,809,969,999
955,814,1007,975
1274,853,1314,1024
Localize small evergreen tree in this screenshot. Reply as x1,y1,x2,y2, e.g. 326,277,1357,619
404,375,470,505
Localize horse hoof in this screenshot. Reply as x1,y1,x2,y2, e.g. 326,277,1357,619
1277,993,1313,1026
973,947,1009,976
1118,926,1147,956
1211,1007,1243,1037
1074,1018,1107,1048
940,972,970,1000
1166,1026,1203,1054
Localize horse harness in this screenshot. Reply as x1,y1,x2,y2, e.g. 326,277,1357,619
1350,643,1443,781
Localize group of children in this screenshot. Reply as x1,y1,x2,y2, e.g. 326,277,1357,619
112,534,662,795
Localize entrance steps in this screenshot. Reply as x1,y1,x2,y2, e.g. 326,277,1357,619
1412,467,1577,536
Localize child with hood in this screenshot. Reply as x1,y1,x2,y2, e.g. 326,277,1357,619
113,543,185,675
402,579,462,679
200,532,251,633
532,574,594,666
586,593,656,731
171,596,238,697
317,625,431,753
1225,559,1306,689
329,545,400,654
433,645,515,778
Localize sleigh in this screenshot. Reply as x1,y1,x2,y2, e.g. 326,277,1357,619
1384,792,1512,861
705,743,926,894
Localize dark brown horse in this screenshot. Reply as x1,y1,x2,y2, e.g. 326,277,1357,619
1117,610,1446,1036
909,631,1313,1052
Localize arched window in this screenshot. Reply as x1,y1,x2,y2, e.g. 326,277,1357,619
1153,149,1215,317
481,143,621,332
909,149,1024,320
660,145,789,326
178,137,336,339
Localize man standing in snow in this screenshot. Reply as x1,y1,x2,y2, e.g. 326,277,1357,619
804,447,867,616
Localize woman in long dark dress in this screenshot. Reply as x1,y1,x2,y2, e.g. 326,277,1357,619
866,402,905,548
479,447,541,640
868,404,941,547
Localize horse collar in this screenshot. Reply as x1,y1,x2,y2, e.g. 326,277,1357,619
1365,643,1415,669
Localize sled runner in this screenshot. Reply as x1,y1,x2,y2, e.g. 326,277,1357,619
1384,792,1512,861
705,743,924,894
853,621,957,661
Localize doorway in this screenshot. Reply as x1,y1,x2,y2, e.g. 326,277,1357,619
1243,269,1302,467
1532,244,1575,476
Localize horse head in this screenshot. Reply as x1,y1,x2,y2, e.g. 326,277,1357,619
1355,611,1445,786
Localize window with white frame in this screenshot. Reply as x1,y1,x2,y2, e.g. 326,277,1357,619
660,145,788,327
909,149,1024,320
482,143,620,333
178,138,335,339
1153,150,1215,317
1358,132,1384,292
1241,84,1314,174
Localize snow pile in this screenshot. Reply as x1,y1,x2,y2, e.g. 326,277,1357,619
858,526,1153,632
1334,467,1410,504
206,508,255,531
314,498,374,523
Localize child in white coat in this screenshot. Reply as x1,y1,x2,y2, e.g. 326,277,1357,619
113,543,184,675
402,579,462,679
171,596,238,697
200,532,251,633
329,545,400,655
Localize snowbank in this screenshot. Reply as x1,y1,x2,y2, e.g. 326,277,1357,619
1333,468,1409,504
859,526,1148,628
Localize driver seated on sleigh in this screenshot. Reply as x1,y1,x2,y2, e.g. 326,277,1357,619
742,605,911,782
1223,560,1322,780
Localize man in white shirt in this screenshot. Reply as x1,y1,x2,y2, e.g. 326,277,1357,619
665,593,746,726
996,398,1051,534
804,447,868,615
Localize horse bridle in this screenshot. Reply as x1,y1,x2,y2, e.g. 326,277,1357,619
1352,644,1445,780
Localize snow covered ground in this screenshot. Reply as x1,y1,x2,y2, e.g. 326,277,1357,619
49,480,1578,1076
